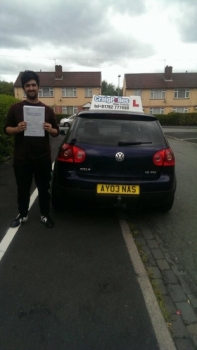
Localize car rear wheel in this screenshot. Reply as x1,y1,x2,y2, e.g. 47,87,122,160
157,196,174,212
64,122,69,127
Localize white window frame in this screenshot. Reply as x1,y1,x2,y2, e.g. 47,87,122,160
150,90,165,99
62,106,78,114
38,87,54,97
85,88,92,98
173,107,188,113
62,88,77,97
174,89,189,99
134,90,142,96
150,108,164,114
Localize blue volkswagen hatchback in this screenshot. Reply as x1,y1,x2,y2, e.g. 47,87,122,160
52,96,176,211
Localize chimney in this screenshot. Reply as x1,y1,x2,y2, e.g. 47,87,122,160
164,66,173,81
55,65,63,79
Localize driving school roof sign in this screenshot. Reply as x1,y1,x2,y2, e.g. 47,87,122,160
90,95,143,113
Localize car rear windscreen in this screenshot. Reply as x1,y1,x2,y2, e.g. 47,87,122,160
70,114,166,146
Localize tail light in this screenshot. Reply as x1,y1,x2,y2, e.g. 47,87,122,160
57,143,86,163
153,148,175,166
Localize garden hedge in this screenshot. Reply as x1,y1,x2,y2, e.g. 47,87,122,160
0,95,20,162
155,112,197,126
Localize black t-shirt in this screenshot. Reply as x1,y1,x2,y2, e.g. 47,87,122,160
4,100,59,161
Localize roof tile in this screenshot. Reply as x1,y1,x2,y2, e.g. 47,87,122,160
125,72,197,89
14,71,102,87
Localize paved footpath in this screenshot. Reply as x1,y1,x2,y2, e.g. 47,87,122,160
123,209,197,350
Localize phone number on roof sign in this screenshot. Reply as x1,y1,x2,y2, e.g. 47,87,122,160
94,96,129,104
93,104,129,110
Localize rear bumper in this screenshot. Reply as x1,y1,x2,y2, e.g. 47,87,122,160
52,177,176,208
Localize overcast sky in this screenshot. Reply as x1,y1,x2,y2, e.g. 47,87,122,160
0,0,197,87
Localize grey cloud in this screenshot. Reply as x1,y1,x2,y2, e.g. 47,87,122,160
0,58,47,78
45,30,154,69
159,0,197,43
107,0,146,15
90,33,154,59
0,0,154,70
178,5,197,43
0,34,31,49
0,60,19,76
0,0,146,49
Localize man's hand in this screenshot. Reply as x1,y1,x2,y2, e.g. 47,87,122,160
43,122,58,135
5,122,27,135
18,121,27,133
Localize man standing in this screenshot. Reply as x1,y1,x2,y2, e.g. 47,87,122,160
4,70,59,228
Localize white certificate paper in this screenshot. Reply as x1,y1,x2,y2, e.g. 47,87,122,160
23,106,45,137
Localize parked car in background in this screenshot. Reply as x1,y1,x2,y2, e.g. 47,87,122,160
60,114,76,127
52,95,176,211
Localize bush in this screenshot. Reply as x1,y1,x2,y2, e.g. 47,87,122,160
0,95,21,163
155,112,197,126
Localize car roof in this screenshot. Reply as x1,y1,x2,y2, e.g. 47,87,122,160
76,109,158,121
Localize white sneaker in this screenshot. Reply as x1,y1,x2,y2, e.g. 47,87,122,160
40,215,54,228
10,214,28,228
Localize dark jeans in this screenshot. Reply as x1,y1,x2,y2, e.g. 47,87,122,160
13,158,52,217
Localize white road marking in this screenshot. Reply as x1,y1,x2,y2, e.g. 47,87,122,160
181,137,197,140
0,163,54,262
119,218,176,350
0,188,38,261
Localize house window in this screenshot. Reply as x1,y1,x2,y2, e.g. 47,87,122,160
150,90,165,99
135,90,142,96
39,87,54,97
174,89,189,98
62,88,77,97
62,106,78,114
173,107,188,113
150,108,164,114
85,88,92,97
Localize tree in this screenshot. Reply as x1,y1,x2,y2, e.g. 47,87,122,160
101,80,122,96
0,81,14,96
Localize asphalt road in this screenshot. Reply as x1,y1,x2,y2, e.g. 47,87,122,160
0,126,196,350
0,135,162,350
163,125,197,144
0,207,161,350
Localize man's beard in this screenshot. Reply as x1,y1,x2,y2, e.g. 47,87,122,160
26,91,38,100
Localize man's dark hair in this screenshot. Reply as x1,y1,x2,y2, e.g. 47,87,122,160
21,70,40,88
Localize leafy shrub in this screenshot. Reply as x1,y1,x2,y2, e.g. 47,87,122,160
0,95,21,162
0,81,14,95
155,112,197,126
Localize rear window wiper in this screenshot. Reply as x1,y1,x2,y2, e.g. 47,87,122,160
118,141,152,146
